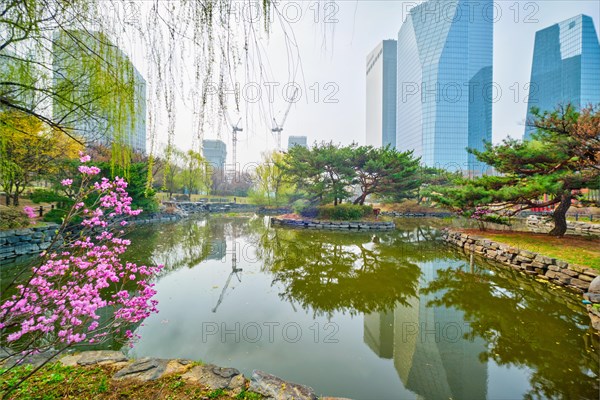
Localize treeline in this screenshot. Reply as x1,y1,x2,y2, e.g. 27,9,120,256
249,143,456,207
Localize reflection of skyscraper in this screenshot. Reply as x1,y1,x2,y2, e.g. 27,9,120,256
396,0,493,175
363,310,394,359
524,15,600,140
364,260,488,400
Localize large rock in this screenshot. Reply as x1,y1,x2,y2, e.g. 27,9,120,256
0,349,56,369
76,350,128,366
111,358,191,381
588,276,600,294
182,364,245,393
249,370,318,400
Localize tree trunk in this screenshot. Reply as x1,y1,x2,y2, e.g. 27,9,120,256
12,193,19,206
353,193,367,205
4,193,10,206
549,192,572,237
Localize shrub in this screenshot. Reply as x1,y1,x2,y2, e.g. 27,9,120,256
0,206,31,230
29,189,69,204
299,206,319,219
42,208,68,224
317,204,373,220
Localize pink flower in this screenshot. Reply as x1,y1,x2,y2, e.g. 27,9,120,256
0,155,162,351
79,152,91,163
78,165,101,176
61,179,73,186
23,206,36,219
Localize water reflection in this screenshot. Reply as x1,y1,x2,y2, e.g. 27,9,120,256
363,260,488,400
122,217,598,400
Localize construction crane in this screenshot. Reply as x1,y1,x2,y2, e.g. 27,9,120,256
224,111,243,170
271,88,298,151
212,228,242,313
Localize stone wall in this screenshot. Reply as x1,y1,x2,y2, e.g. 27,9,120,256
442,230,597,293
526,215,600,236
271,217,395,230
381,211,452,218
443,229,600,332
0,224,59,263
164,201,259,214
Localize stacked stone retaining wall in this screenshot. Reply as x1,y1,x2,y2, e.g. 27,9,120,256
0,224,59,263
442,230,597,293
381,211,453,218
271,217,395,230
443,229,600,332
526,215,600,236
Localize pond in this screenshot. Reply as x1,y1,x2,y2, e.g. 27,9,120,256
118,216,598,400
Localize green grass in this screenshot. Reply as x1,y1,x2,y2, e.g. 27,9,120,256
464,230,600,269
567,216,600,225
0,362,258,400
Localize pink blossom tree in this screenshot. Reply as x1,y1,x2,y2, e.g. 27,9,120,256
0,154,163,390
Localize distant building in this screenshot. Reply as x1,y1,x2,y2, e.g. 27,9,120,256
524,15,600,140
0,48,37,111
52,30,147,153
396,0,493,175
287,136,307,149
202,139,227,169
366,40,397,148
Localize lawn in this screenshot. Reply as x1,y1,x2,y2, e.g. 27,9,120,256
0,363,260,400
460,229,600,270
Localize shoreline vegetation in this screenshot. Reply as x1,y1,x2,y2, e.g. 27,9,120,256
0,351,322,400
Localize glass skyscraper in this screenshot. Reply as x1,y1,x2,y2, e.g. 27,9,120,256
366,40,397,148
53,30,147,154
524,15,600,140
396,0,493,175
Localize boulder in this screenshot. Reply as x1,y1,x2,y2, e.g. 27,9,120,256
249,370,317,400
77,350,127,366
588,276,600,294
110,358,190,381
182,364,245,392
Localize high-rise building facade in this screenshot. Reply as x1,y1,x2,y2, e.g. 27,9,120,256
53,31,147,153
524,15,600,140
366,40,397,148
202,139,227,169
287,135,308,149
396,0,493,175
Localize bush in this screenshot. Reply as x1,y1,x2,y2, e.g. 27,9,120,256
317,204,373,220
299,206,319,219
29,189,69,204
0,206,31,230
292,199,310,213
42,208,67,224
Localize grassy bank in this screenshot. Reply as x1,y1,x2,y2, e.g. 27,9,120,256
0,363,261,400
459,229,600,269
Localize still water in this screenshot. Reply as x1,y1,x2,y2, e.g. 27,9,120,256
123,216,598,400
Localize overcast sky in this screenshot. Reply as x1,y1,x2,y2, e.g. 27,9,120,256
154,0,600,166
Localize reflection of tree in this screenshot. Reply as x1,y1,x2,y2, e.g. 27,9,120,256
252,225,451,317
422,257,599,400
125,216,257,275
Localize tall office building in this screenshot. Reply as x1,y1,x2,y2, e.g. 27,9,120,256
53,31,147,153
366,40,397,148
202,139,227,168
287,135,308,149
396,0,493,175
524,15,600,140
